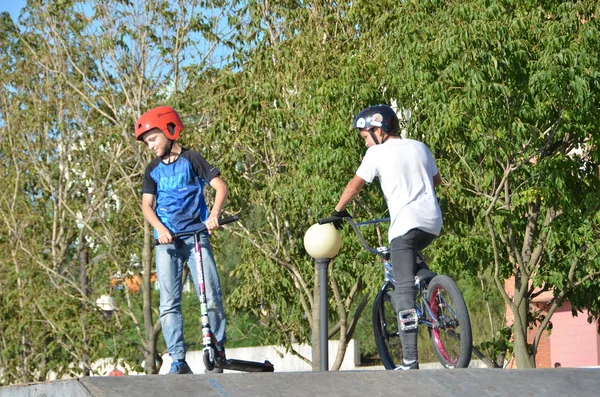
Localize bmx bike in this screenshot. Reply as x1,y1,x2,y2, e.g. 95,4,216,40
319,216,472,369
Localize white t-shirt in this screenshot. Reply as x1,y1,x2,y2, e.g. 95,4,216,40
356,138,442,242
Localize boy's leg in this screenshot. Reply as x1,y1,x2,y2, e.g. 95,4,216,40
187,232,227,347
416,255,437,285
156,242,186,361
390,229,437,364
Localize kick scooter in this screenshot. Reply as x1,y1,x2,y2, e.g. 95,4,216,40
157,215,274,373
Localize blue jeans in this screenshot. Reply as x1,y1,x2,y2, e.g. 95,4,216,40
155,232,226,361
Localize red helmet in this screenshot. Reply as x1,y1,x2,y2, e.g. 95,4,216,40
135,106,184,141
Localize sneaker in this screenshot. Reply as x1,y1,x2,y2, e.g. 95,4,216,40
169,360,193,374
394,361,420,370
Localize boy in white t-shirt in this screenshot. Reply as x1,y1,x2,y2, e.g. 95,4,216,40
331,104,442,370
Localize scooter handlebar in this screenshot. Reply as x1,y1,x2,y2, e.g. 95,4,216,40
154,215,240,245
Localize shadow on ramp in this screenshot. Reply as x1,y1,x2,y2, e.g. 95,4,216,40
1,368,599,397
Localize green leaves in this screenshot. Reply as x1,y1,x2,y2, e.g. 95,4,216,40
377,0,600,367
1,0,599,376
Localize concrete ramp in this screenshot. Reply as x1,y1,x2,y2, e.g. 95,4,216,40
1,368,598,397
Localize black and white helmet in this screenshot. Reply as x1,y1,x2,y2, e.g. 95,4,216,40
353,104,399,135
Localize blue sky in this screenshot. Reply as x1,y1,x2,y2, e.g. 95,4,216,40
0,1,231,67
0,0,25,22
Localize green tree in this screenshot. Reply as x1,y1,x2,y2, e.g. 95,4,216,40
0,0,232,381
38,0,231,375
383,0,600,368
185,0,400,370
0,4,116,381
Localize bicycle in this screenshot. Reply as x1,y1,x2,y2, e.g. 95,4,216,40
319,216,472,369
156,215,274,373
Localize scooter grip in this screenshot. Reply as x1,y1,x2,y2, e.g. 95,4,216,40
218,214,240,226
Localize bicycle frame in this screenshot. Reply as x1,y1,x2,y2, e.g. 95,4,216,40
320,216,441,327
319,215,473,369
379,273,441,330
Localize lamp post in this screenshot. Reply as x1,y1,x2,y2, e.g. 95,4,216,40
303,223,341,371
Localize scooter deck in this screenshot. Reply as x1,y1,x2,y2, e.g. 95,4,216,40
219,358,275,372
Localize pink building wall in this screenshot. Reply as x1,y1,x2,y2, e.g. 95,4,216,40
549,302,600,368
504,277,600,368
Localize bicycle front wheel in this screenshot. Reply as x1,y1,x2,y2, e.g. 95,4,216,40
372,285,403,369
426,275,472,368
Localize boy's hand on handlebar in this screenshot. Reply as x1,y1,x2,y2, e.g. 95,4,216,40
205,216,220,234
157,227,173,244
330,209,352,230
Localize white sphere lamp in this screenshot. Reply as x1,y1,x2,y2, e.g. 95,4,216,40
96,295,116,312
303,223,342,259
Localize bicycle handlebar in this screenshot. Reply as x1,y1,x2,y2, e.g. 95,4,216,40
318,216,390,256
155,215,240,245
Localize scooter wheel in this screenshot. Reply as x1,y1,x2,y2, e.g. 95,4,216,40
203,350,215,371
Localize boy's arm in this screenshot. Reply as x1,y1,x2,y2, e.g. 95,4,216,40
433,172,442,188
335,175,365,212
206,176,229,233
142,193,173,244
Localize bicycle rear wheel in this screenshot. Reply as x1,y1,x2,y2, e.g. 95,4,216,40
372,285,403,369
426,275,472,368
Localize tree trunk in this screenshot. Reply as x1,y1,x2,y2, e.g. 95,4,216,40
511,292,535,368
142,221,159,374
14,247,29,383
79,243,90,377
330,324,347,371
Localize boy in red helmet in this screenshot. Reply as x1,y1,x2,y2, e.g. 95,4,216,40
331,104,442,370
136,106,229,374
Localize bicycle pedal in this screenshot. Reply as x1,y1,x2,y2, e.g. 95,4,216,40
398,309,418,331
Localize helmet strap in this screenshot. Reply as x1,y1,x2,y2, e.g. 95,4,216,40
369,129,380,145
162,139,175,164
369,128,388,145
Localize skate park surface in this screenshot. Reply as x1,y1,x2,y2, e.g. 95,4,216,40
1,368,598,397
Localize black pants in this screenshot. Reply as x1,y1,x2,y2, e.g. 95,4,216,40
390,228,437,362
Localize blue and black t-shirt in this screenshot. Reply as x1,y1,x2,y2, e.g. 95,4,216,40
142,148,220,236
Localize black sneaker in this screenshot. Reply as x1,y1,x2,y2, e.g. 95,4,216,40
394,361,419,370
169,360,193,374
